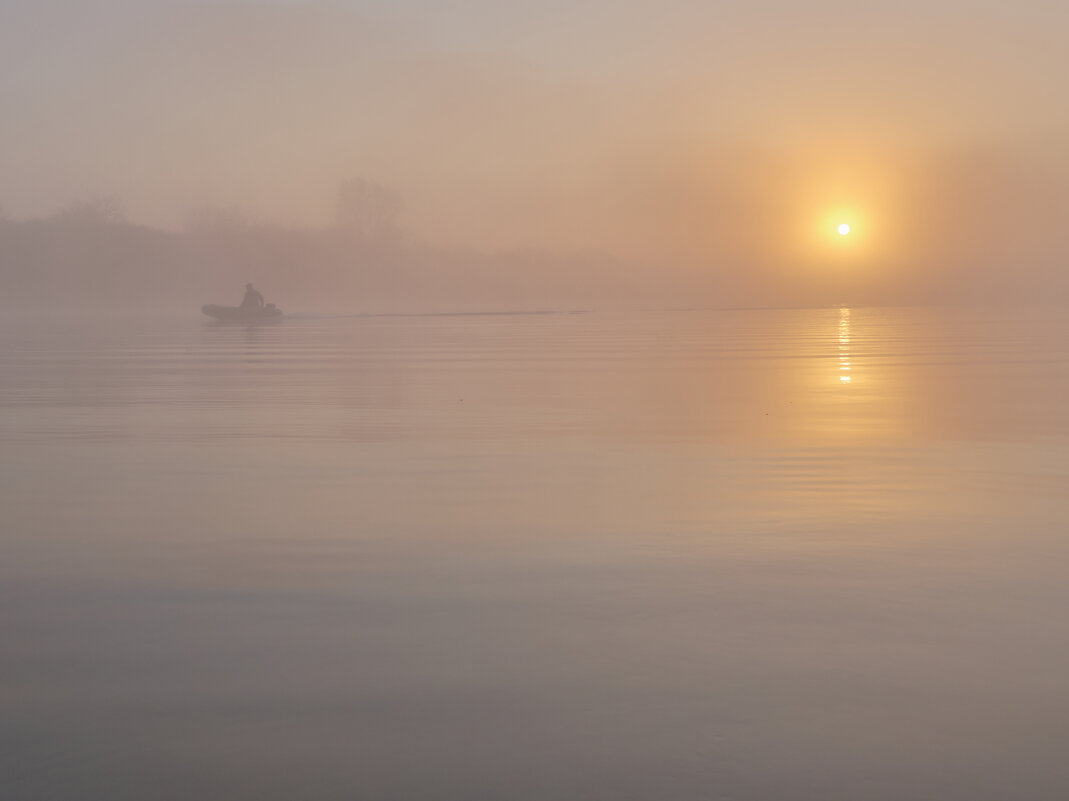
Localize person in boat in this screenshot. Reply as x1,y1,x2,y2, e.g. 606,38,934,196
240,283,265,310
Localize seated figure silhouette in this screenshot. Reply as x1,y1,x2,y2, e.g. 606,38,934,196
201,284,280,321
240,283,265,310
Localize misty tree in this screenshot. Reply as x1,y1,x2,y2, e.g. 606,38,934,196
184,204,249,233
55,195,126,225
335,178,404,240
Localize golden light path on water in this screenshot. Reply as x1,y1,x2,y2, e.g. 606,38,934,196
839,307,852,383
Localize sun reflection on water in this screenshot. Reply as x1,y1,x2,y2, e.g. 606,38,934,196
838,307,852,383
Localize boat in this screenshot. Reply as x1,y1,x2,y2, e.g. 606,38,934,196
201,303,283,322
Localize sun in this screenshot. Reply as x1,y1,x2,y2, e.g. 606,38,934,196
837,223,851,236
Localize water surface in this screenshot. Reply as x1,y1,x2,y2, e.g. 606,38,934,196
3,306,1068,800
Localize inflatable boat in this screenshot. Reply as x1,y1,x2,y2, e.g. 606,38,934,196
201,303,283,322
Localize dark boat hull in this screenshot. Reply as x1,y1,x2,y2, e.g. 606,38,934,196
201,304,283,323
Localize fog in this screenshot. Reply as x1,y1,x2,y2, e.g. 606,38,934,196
7,6,1069,798
3,0,1068,311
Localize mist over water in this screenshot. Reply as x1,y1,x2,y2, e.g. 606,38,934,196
3,307,1069,799
4,0,1069,796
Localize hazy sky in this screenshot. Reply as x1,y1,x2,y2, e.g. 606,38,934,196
3,0,1068,299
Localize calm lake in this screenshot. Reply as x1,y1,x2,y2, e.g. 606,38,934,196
3,306,1068,800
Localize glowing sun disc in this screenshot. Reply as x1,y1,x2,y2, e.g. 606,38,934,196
837,223,851,235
